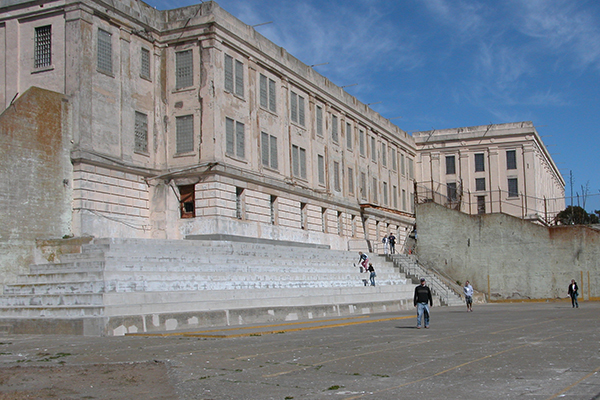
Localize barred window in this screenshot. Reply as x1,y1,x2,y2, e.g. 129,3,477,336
346,122,353,150
508,178,519,197
360,172,367,200
134,111,148,153
259,74,276,112
506,150,517,170
348,167,354,195
317,154,325,185
476,178,486,191
383,182,388,205
475,153,485,172
34,25,52,69
261,132,278,169
331,115,338,143
176,115,194,154
290,92,305,126
372,177,378,203
292,145,307,179
176,50,193,90
316,106,323,137
97,29,112,75
226,118,245,159
359,130,365,156
382,143,387,167
370,136,377,162
333,161,340,192
446,155,456,175
393,185,398,208
391,148,397,171
140,48,151,80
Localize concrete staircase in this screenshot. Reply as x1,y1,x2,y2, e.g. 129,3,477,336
0,237,425,336
390,254,465,307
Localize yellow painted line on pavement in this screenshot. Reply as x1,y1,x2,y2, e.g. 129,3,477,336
545,364,600,400
185,315,414,339
127,315,387,337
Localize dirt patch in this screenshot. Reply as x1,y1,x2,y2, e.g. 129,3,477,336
0,361,177,399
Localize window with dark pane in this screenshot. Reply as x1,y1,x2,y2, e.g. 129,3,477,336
34,25,52,68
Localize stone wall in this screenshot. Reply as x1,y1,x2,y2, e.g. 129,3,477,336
0,87,72,288
416,202,600,301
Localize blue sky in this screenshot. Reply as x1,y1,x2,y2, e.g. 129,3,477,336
150,0,600,213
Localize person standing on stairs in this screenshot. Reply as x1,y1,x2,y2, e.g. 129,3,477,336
388,233,396,254
382,234,389,255
358,252,369,273
414,278,433,329
368,263,376,286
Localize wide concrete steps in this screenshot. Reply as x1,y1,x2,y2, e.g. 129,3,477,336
0,238,417,336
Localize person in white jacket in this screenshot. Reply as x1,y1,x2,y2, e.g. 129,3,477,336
463,281,474,312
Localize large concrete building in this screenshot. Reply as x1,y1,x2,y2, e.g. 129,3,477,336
413,123,565,224
0,0,566,314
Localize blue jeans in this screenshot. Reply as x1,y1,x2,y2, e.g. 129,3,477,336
369,272,376,286
416,302,430,327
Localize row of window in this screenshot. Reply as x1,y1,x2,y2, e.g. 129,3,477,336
446,178,519,202
180,184,401,237
445,150,518,175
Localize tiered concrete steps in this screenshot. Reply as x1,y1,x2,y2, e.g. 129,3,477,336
0,238,417,336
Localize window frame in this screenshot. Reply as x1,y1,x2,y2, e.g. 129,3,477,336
474,153,485,172
97,28,113,76
446,155,456,175
134,111,148,154
175,49,193,90
34,25,52,70
506,150,517,170
226,117,246,159
175,114,194,154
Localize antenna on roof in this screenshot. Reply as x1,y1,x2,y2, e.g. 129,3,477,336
367,101,382,106
252,21,273,28
310,62,329,67
341,83,357,88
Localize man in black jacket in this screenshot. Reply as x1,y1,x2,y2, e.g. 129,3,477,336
568,279,579,308
414,278,433,328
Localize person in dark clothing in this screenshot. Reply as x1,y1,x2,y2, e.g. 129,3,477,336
368,263,376,286
414,278,433,328
388,233,396,254
358,252,368,273
568,279,579,308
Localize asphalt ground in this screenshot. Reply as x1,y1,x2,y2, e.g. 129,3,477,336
0,301,599,399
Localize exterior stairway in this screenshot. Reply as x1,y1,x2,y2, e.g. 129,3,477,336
390,254,465,307
0,237,442,336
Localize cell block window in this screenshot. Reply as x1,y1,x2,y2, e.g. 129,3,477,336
508,178,519,197
383,182,388,205
34,25,52,69
176,115,194,154
337,211,343,236
226,118,245,159
475,153,485,172
372,178,378,203
179,185,195,219
290,92,305,126
408,158,414,179
261,132,278,170
506,150,517,170
97,29,112,75
446,155,456,175
391,149,397,171
316,106,323,137
134,111,148,153
140,48,151,80
300,202,308,230
401,154,405,175
292,145,307,179
477,196,486,214
259,74,276,112
331,115,338,143
236,187,245,219
475,178,486,192
359,130,365,156
346,122,353,150
447,182,457,202
224,54,244,97
317,154,325,185
321,207,327,233
393,185,398,209
270,195,277,225
176,50,193,90
333,161,341,192
370,136,377,162
360,172,367,200
348,167,354,194
382,143,387,167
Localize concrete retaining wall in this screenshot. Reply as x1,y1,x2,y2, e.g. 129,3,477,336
416,202,600,301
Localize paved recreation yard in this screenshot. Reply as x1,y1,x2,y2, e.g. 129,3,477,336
0,301,598,399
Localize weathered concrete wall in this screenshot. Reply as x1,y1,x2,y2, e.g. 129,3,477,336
416,202,600,301
0,87,72,287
